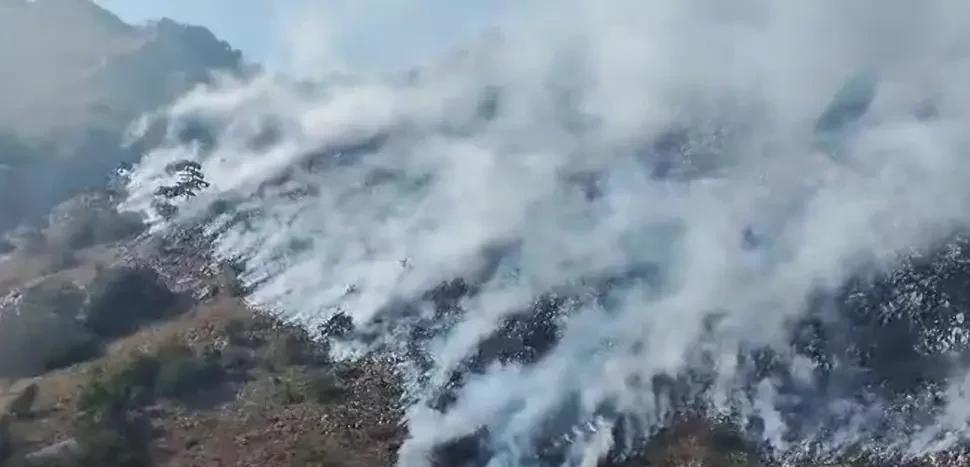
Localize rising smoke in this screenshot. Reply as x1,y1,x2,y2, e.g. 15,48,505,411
119,0,970,465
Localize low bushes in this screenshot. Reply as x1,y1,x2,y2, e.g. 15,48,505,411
75,340,224,420
81,266,176,339
153,343,224,399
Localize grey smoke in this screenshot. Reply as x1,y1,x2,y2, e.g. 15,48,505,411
120,0,970,465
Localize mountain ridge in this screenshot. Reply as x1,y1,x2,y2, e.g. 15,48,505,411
0,0,246,231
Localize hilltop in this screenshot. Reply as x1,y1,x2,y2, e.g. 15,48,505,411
0,0,245,231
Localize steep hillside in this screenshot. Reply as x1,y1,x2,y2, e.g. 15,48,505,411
0,0,244,231
0,189,963,467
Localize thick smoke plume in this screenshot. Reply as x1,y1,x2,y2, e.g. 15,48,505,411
120,0,970,465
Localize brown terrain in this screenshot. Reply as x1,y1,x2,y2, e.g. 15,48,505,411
0,197,407,467
0,2,967,466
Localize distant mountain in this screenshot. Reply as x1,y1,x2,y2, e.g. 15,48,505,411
0,0,247,231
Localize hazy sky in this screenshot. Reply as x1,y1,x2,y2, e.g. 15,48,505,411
95,0,514,75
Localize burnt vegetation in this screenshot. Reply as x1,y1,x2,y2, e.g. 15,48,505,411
315,226,970,466
0,160,967,467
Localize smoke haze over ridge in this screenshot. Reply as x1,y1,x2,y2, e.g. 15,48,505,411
120,0,970,464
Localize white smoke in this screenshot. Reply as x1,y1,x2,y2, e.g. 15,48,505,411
120,0,970,465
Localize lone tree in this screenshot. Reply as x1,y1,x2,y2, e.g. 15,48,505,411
151,159,211,219
156,160,210,199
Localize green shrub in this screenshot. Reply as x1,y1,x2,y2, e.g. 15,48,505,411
82,266,175,338
153,343,223,399
75,355,160,420
76,341,226,419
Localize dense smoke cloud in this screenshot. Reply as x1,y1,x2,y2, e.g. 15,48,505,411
121,0,970,465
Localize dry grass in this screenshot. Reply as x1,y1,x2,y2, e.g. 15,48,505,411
0,283,405,466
